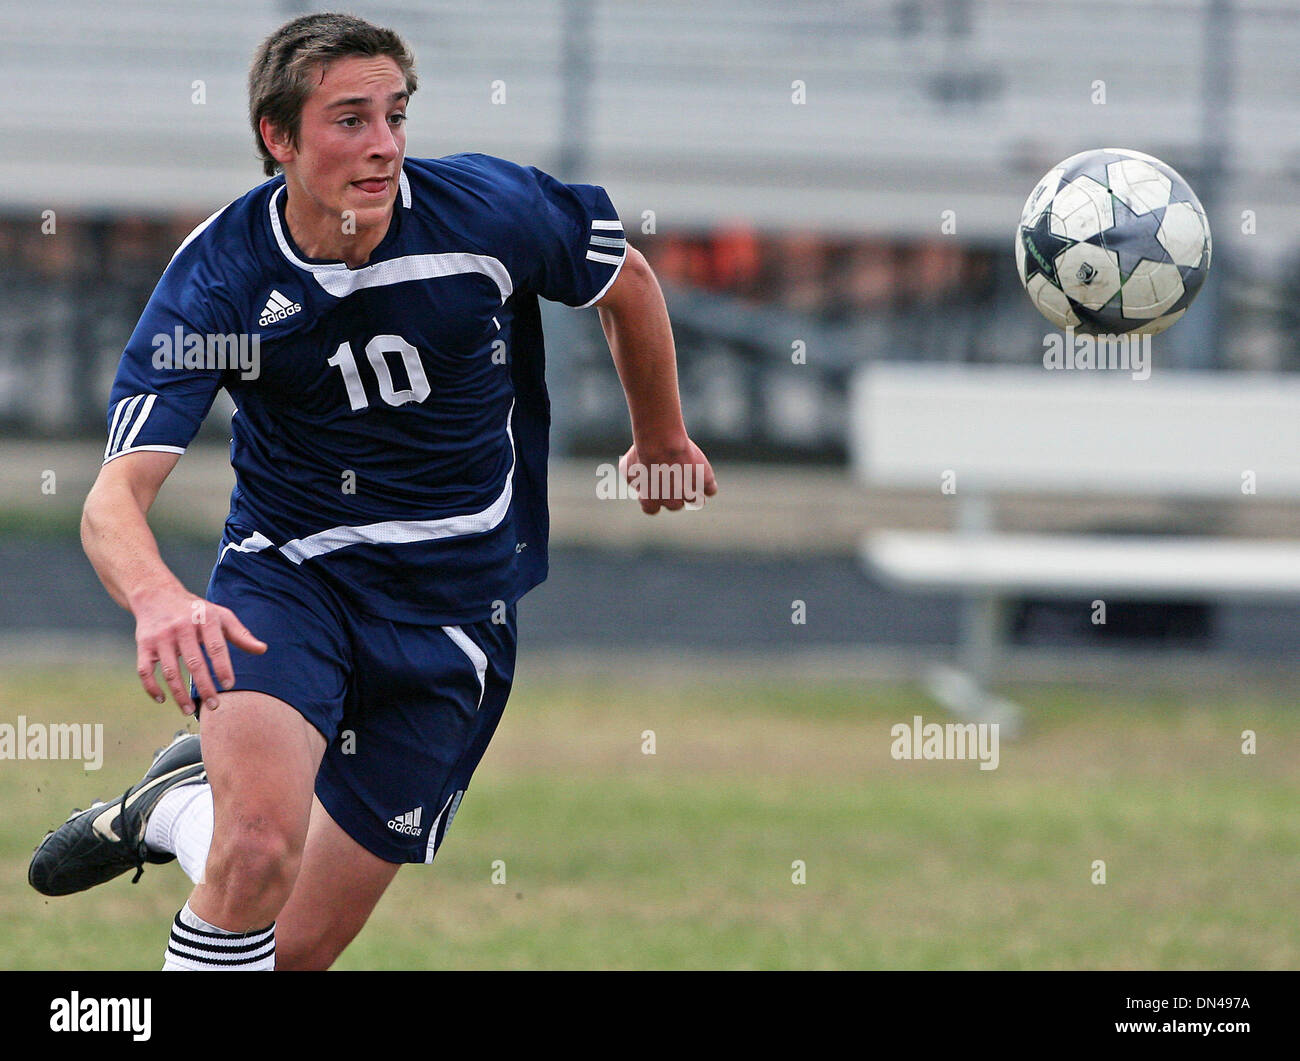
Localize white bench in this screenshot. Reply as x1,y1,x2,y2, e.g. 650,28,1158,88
848,363,1300,731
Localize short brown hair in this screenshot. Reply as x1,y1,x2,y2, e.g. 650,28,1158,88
249,12,418,177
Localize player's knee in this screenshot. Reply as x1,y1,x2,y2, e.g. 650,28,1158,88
206,821,302,905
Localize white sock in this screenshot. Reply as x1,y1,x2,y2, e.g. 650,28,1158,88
143,782,213,884
162,900,275,971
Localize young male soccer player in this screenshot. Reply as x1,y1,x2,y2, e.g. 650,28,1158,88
29,12,716,970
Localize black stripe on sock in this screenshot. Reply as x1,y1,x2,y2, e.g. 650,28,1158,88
169,929,274,956
166,940,276,967
173,911,275,939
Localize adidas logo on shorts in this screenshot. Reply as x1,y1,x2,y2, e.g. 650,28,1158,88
387,807,423,836
258,289,302,327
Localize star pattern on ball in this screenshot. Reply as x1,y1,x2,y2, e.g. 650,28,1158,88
1062,150,1129,188
1086,191,1171,280
1020,207,1073,288
1017,149,1211,336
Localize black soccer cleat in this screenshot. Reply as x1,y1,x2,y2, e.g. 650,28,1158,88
28,731,206,897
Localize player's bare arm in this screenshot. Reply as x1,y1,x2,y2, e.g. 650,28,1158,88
597,245,719,514
81,452,266,714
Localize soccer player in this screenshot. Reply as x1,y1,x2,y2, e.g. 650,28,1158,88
29,12,716,970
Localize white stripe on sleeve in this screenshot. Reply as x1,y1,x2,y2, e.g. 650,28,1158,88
119,393,157,453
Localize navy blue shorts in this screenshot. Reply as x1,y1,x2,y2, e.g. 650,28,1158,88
201,546,517,865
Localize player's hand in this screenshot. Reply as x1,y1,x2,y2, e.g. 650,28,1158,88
130,586,267,715
618,437,718,515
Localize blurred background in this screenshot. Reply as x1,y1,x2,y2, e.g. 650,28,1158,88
1,0,1298,970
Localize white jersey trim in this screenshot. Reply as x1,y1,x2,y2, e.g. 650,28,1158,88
105,394,139,458
423,788,463,864
105,393,160,462
277,402,517,565
577,238,629,309
168,202,234,267
102,444,186,466
442,624,488,712
219,531,275,565
267,182,513,302
119,393,157,452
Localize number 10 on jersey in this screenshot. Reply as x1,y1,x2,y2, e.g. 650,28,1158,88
327,335,432,410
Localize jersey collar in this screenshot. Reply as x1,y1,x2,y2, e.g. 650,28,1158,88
268,168,413,284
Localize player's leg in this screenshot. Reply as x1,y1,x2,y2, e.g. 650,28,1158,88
34,706,389,970
161,689,325,970
160,548,354,969
272,796,401,970
188,690,325,930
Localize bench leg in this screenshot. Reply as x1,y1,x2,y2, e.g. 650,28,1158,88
961,592,1000,690
923,592,1023,736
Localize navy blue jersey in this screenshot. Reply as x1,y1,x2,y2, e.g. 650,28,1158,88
104,154,627,623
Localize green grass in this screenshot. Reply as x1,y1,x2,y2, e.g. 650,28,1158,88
1,665,1297,969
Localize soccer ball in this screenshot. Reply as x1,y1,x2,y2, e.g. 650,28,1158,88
1015,148,1211,335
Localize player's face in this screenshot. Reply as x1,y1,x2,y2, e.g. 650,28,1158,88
286,55,409,235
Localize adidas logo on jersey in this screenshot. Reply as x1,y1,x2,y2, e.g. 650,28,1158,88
258,289,302,327
387,807,423,836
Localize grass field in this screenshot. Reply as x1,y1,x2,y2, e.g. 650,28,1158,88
1,661,1297,970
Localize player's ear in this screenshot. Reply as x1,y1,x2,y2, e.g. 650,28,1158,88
260,116,297,168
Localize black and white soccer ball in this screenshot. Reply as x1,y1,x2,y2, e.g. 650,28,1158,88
1015,148,1211,335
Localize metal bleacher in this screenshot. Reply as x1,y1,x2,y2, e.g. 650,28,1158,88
2,0,1297,247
